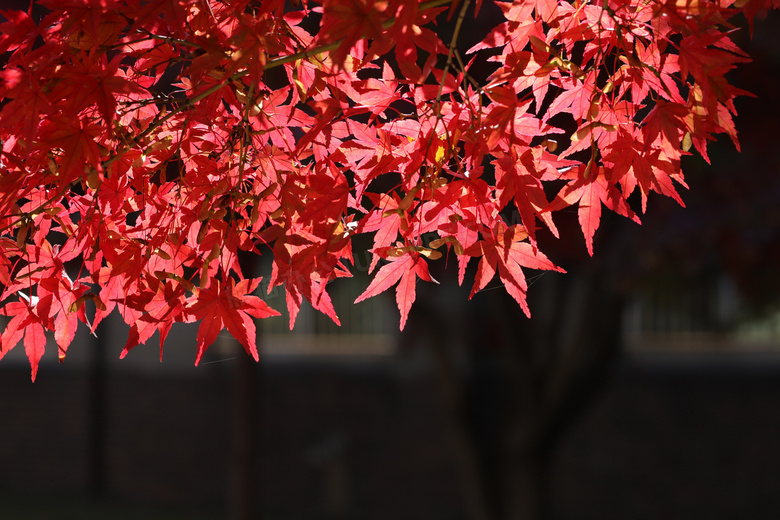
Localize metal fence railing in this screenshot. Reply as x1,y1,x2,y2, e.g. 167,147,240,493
622,274,780,354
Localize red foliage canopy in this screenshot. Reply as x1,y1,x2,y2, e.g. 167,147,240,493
0,0,776,380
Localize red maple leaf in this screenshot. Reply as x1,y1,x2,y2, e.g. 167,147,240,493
354,250,436,330
119,275,188,361
464,223,564,316
0,8,40,53
544,166,640,256
0,300,50,382
186,278,280,365
36,115,103,184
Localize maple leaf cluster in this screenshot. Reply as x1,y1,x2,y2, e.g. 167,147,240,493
0,0,775,380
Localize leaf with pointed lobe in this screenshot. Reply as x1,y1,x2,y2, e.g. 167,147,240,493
38,276,88,359
604,128,686,213
119,277,187,361
0,300,49,382
187,278,279,365
56,54,148,129
493,148,560,244
354,251,435,330
24,322,47,382
37,115,103,185
315,0,389,68
464,224,563,315
0,9,39,53
544,166,639,256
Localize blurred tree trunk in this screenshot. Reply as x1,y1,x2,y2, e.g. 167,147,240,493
231,339,259,520
416,254,625,520
500,449,549,520
89,320,108,500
